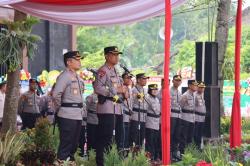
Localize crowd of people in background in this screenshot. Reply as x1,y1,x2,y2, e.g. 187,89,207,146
0,46,207,166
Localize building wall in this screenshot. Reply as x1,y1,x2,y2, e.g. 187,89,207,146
29,20,72,76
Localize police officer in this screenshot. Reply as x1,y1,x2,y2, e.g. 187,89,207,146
94,46,125,166
130,73,149,147
79,81,87,157
18,78,41,130
53,51,84,164
121,72,133,149
145,84,161,161
194,81,206,149
179,80,198,155
156,78,164,160
40,84,56,124
170,75,182,160
86,82,99,152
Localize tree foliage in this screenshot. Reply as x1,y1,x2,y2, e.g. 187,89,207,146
0,16,41,72
77,17,165,70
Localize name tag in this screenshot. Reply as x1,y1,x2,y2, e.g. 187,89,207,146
73,88,78,95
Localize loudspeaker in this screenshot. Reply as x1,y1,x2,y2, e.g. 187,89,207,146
203,87,220,138
196,42,218,86
181,86,220,138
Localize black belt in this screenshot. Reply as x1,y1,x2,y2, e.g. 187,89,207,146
61,103,83,108
147,113,161,118
132,108,147,113
106,96,123,103
98,95,123,104
171,109,181,113
182,109,194,114
88,109,96,114
195,112,206,116
124,110,131,116
82,117,87,121
47,112,54,115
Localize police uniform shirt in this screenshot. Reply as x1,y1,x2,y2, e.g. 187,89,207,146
131,85,148,122
94,63,122,115
40,95,55,123
53,68,84,120
40,95,55,114
86,93,98,125
18,91,41,114
145,95,161,130
179,90,195,123
122,87,133,123
82,102,87,126
194,92,206,122
170,86,182,118
156,88,162,124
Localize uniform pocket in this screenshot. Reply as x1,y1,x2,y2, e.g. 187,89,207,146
187,99,193,106
71,81,79,95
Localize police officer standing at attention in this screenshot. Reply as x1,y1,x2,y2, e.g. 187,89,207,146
18,78,41,130
86,82,99,152
170,75,182,161
145,84,161,161
179,80,198,155
79,81,87,157
53,51,84,164
94,46,125,166
194,81,206,149
130,73,149,147
121,72,133,149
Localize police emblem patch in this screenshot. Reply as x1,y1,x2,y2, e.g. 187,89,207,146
98,70,106,77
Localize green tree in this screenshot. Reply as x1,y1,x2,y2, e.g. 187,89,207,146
170,40,195,72
0,11,41,133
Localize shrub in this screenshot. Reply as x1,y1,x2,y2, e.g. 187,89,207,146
0,131,26,165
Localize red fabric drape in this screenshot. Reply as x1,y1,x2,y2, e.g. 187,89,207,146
27,0,113,5
230,0,242,148
162,0,171,164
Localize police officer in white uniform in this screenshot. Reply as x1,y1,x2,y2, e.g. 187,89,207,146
94,46,126,166
194,81,206,149
79,81,87,157
121,72,133,149
145,84,161,161
18,78,42,130
53,51,84,163
130,73,149,147
86,89,99,152
179,80,198,155
170,75,182,160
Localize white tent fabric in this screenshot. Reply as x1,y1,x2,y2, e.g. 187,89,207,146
0,0,187,25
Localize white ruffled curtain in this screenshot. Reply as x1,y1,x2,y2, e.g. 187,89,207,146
0,0,187,25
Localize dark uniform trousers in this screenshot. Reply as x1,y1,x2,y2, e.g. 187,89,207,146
157,125,162,160
21,112,41,130
179,120,195,154
96,114,123,166
194,122,204,149
121,122,130,149
129,120,145,147
145,128,159,160
170,115,181,153
87,123,98,151
57,117,82,161
79,125,86,156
